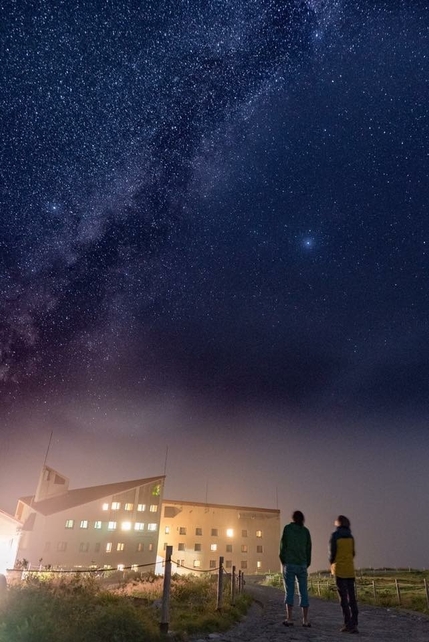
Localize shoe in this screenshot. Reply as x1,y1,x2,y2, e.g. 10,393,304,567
302,622,311,627
340,625,359,634
283,620,294,627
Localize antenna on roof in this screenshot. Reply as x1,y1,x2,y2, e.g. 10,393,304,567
43,430,54,467
163,445,169,476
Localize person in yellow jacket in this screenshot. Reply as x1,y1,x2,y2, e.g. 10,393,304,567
329,515,358,634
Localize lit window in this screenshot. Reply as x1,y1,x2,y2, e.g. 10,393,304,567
211,529,218,536
102,503,109,511
209,560,216,568
125,503,134,511
226,544,232,553
80,520,88,529
106,542,112,552
241,561,248,569
257,561,262,569
149,505,158,513
79,542,89,552
136,543,144,552
117,543,125,551
121,522,132,531
57,542,67,551
152,483,161,496
131,564,138,572
165,526,170,534
194,543,201,551
65,519,74,529
241,545,248,553
210,544,217,552
111,502,121,510
135,522,145,531
137,504,146,512
226,529,234,538
94,521,102,529
195,528,202,536
148,523,157,531
193,560,201,568
257,545,263,553
108,521,117,530
242,529,248,537
179,527,187,535
148,543,154,551
117,564,125,571
178,543,185,551
256,530,262,538
225,560,232,569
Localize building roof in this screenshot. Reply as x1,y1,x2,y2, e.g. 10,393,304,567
18,475,165,516
0,508,22,527
163,498,280,514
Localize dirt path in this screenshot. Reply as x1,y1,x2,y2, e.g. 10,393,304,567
198,583,429,642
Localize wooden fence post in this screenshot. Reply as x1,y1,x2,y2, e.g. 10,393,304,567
424,579,429,609
372,580,377,599
216,556,224,611
395,579,401,606
231,566,236,605
160,545,173,634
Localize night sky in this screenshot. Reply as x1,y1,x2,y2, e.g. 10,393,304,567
1,0,429,571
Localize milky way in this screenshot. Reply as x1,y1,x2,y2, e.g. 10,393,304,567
1,0,429,418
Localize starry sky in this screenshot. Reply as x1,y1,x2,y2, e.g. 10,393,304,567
1,0,429,571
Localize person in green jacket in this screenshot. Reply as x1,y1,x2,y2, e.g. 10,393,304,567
279,510,312,627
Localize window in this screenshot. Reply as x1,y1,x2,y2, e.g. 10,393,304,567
195,527,202,536
79,542,89,552
94,521,102,529
117,543,125,551
108,521,117,530
102,503,109,511
241,545,248,553
241,561,248,570
226,544,232,553
165,526,170,534
256,530,262,538
124,503,134,511
257,545,263,553
111,502,121,510
209,560,216,568
179,527,187,535
117,564,125,571
136,543,144,552
44,542,51,552
121,522,132,531
177,559,184,567
148,543,154,551
149,505,158,513
226,528,234,538
193,560,201,568
57,542,67,552
152,483,161,496
210,544,217,552
225,560,232,569
135,522,145,531
137,504,146,512
148,523,157,532
80,520,88,529
94,543,101,553
242,529,248,537
131,564,138,572
257,561,262,569
194,543,201,551
211,529,218,536
106,542,112,552
65,519,74,529
178,543,185,551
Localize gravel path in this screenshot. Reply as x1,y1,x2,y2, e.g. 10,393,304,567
195,583,429,642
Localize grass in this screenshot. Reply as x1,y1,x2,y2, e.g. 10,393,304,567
264,569,429,615
0,573,252,642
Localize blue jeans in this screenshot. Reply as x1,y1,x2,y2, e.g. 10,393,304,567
283,564,309,607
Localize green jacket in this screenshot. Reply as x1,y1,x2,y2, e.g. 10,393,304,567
279,522,312,567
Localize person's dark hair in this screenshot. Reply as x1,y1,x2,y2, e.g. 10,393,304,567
292,510,305,526
337,515,350,529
